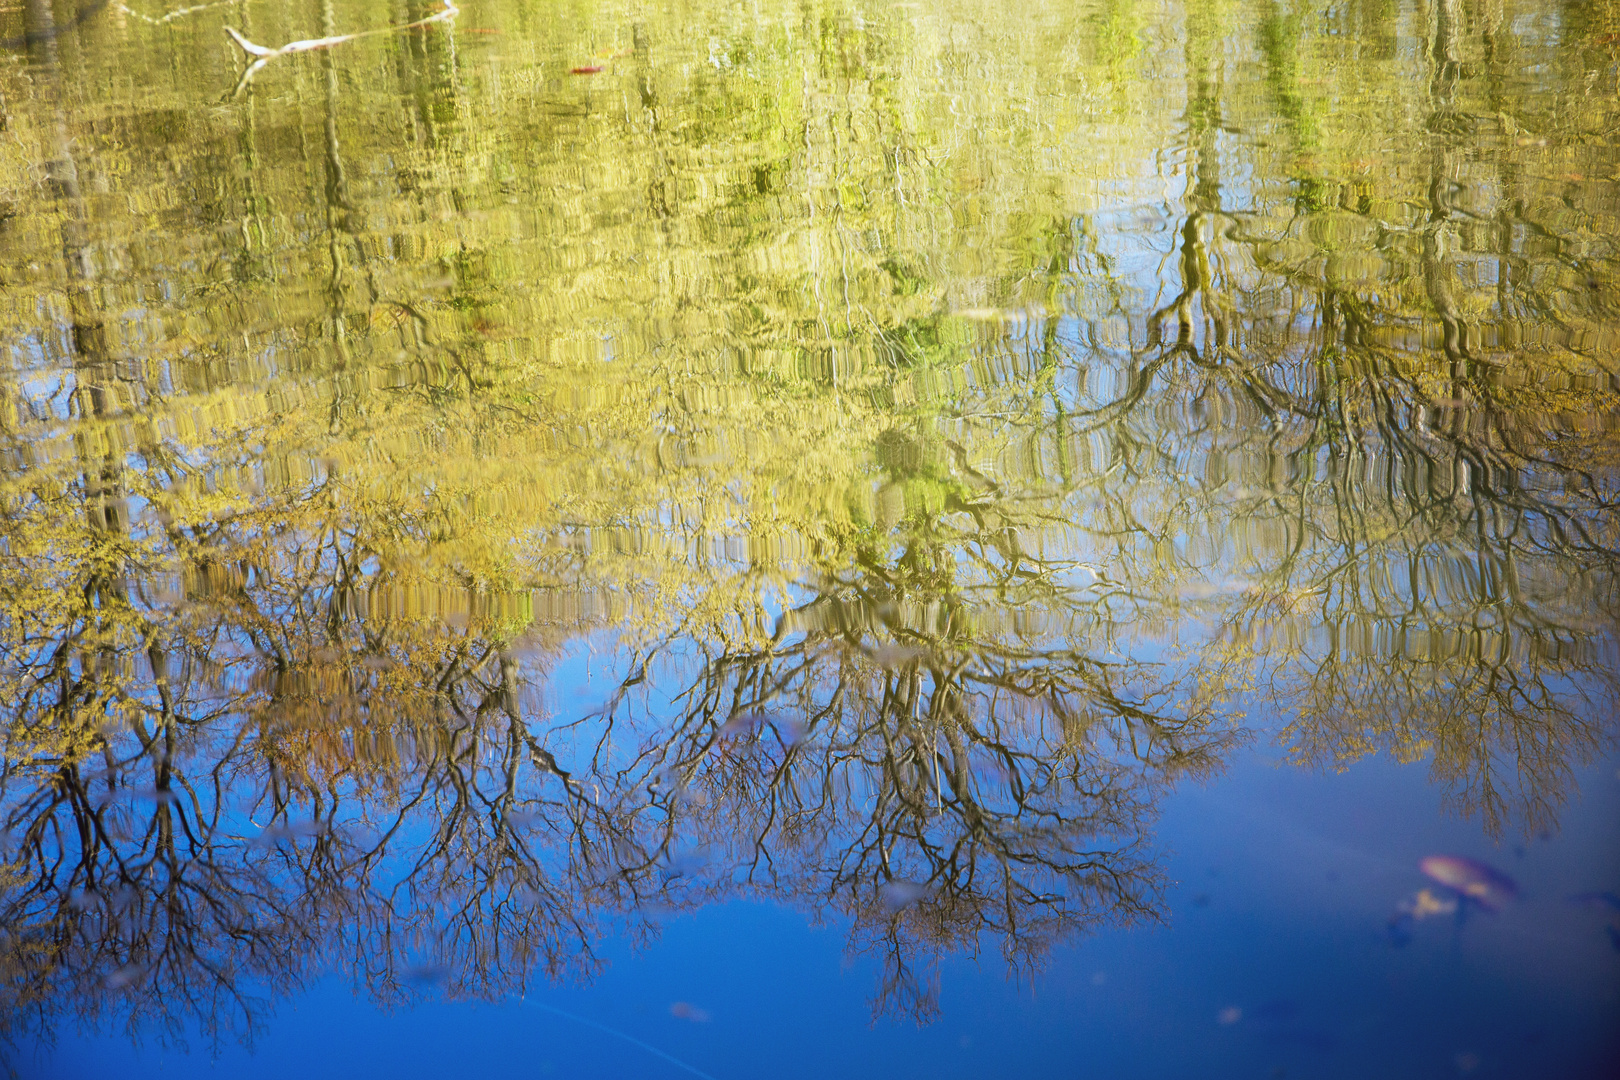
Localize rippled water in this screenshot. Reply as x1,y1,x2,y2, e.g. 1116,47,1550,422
2,0,1618,1075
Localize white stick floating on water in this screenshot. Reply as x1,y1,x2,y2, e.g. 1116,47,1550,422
522,1000,724,1080
120,1,238,26
224,0,459,94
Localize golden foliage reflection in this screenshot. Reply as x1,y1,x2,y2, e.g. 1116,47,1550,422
0,0,1617,1051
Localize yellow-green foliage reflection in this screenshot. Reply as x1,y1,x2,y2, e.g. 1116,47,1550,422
0,0,1616,1050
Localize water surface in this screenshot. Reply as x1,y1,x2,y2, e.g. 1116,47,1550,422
2,0,1618,1074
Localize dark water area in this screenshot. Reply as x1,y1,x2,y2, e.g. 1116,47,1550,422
1,0,1618,1075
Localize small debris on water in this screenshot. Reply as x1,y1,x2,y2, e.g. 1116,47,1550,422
104,963,146,989
878,879,933,912
669,1001,710,1022
403,963,449,988
1566,892,1620,911
1420,855,1517,911
864,642,923,666
717,712,769,739
1403,888,1459,919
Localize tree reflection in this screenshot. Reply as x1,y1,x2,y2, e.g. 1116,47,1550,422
1185,0,1620,836
1,0,1617,1060
0,551,1227,1042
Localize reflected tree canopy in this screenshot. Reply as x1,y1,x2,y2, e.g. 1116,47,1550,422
1,0,1617,1054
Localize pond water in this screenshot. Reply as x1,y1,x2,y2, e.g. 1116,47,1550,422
2,0,1618,1075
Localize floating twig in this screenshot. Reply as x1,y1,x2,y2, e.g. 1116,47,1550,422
224,0,458,96
119,0,237,26
521,1000,722,1080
